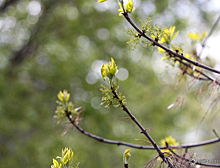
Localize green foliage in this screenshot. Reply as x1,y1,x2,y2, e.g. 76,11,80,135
126,17,183,63
114,91,127,107
151,24,164,42
125,28,141,50
138,17,153,34
100,83,127,109
170,43,184,54
139,17,164,42
125,17,165,49
100,84,115,108
100,58,127,109
54,90,81,124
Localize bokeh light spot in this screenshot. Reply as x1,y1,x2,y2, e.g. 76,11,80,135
77,35,90,51
116,68,129,81
91,97,101,109
28,1,41,16
86,72,98,84
66,6,78,20
97,28,110,41
27,15,39,24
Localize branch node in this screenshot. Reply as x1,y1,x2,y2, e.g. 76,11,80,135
140,130,146,134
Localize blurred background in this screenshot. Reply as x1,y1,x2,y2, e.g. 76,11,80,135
0,0,219,167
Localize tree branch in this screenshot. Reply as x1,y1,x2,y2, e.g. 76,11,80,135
110,87,176,168
64,108,220,167
170,138,220,149
66,112,159,149
66,111,220,150
122,12,220,76
174,56,220,85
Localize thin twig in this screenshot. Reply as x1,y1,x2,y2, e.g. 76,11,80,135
185,72,209,81
173,56,220,85
173,138,220,149
213,129,220,139
198,14,220,57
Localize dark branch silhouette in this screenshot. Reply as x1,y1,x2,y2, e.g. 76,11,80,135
0,0,18,12
110,87,177,168
65,111,220,150
167,144,220,167
174,56,220,85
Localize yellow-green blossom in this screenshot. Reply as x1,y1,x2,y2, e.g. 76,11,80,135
125,0,135,13
54,106,66,124
109,57,117,75
63,151,69,164
160,26,179,44
57,90,70,103
51,159,61,168
55,90,81,124
101,57,118,80
123,149,131,164
118,0,135,16
62,148,74,164
160,136,179,156
101,64,107,79
183,53,196,62
187,31,206,41
51,148,75,168
118,3,124,16
158,26,179,56
97,0,107,3
158,47,166,54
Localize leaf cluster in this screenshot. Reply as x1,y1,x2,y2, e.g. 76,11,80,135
51,147,80,168
125,18,165,49
115,91,127,107
125,28,141,49
100,84,115,108
100,83,127,109
54,90,81,124
100,58,127,109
